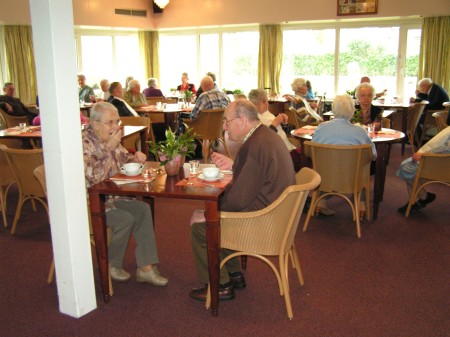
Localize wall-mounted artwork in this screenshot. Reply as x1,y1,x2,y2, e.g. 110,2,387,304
337,0,378,16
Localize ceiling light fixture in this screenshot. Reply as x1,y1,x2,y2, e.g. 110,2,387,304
154,0,169,9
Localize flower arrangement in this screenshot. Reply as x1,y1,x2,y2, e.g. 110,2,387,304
350,108,363,124
183,90,194,103
148,127,196,166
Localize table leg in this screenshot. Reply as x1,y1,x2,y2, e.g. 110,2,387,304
401,107,407,155
204,200,220,317
88,191,111,303
140,128,148,158
373,143,389,220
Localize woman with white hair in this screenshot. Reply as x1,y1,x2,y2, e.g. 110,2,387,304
353,82,383,129
284,77,322,122
123,79,148,108
312,94,377,217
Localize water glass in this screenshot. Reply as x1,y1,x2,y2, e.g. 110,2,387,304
19,122,27,130
189,160,200,174
367,123,374,135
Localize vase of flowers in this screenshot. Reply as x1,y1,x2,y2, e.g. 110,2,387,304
183,90,194,104
148,127,196,176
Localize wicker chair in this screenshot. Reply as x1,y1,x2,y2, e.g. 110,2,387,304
405,153,450,217
0,108,28,128
185,109,231,162
0,144,46,234
120,116,155,154
405,101,428,154
303,142,373,238
0,144,15,228
205,168,321,319
432,111,448,133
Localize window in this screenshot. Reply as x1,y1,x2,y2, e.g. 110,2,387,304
282,29,336,97
159,35,198,93
199,34,219,81
221,32,259,94
338,27,400,96
114,35,140,87
404,29,421,99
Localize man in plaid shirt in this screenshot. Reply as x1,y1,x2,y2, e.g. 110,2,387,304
189,76,230,120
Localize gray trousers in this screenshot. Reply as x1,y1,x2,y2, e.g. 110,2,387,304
106,199,159,269
191,222,240,285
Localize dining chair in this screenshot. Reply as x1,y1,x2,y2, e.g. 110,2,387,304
0,143,15,228
432,111,448,133
120,116,155,154
303,142,374,238
0,144,46,235
0,108,28,128
418,109,447,148
185,109,231,162
405,153,450,217
205,167,321,319
406,101,428,154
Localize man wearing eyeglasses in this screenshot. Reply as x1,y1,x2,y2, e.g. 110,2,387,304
83,102,168,286
189,100,295,301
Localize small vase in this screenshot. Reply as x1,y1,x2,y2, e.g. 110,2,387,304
164,159,181,176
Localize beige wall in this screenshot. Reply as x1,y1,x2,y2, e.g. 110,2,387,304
1,0,450,28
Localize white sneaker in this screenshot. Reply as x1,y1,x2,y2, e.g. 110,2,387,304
136,268,168,286
109,266,131,282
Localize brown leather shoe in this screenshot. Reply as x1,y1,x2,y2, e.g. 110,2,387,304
229,272,246,289
189,283,235,302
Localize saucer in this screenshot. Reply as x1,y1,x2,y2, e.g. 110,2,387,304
198,173,224,182
220,170,233,175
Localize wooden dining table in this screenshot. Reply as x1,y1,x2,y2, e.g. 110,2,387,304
136,105,190,131
291,126,405,220
88,162,230,316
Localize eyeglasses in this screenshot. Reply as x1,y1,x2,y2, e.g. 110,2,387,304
222,117,239,126
98,119,122,127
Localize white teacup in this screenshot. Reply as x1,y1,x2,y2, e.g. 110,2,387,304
121,163,143,175
202,167,220,179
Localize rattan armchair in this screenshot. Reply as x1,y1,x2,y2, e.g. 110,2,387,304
0,108,28,128
120,116,155,154
0,144,46,234
432,111,449,133
303,141,373,238
406,101,428,154
0,144,15,228
205,167,321,319
185,109,231,162
405,153,450,217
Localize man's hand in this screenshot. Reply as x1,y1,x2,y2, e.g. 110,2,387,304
272,113,288,128
5,103,13,112
211,152,234,170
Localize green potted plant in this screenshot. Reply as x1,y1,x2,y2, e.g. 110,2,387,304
183,90,194,103
148,127,196,176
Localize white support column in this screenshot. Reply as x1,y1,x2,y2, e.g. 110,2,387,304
29,0,97,318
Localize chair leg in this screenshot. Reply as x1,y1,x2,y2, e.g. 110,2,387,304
0,188,7,228
31,198,37,212
240,256,247,270
290,245,304,286
47,258,55,284
303,191,318,232
354,194,361,238
11,196,24,235
280,255,294,320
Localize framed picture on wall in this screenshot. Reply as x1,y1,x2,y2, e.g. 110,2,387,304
337,0,378,16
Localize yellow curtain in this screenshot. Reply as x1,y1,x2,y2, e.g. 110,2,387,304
4,25,37,105
418,16,450,92
258,24,283,94
139,31,160,82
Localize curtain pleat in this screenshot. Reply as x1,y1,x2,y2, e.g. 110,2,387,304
418,16,450,92
139,31,160,82
4,25,37,105
258,25,283,94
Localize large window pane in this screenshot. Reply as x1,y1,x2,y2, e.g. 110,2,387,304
159,35,197,93
222,32,258,94
199,34,219,84
404,29,421,99
282,29,335,97
338,27,399,96
115,35,140,86
80,36,113,88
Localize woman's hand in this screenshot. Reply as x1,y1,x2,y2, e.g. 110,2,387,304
133,151,147,164
210,152,234,170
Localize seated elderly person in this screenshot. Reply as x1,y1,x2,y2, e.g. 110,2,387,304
312,94,377,217
410,78,449,112
189,76,229,120
353,82,383,130
0,82,37,124
195,72,218,98
396,126,450,214
96,79,110,102
248,88,309,172
143,78,164,98
123,80,147,108
107,82,139,117
189,100,295,301
83,102,168,285
78,74,95,103
283,77,322,123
